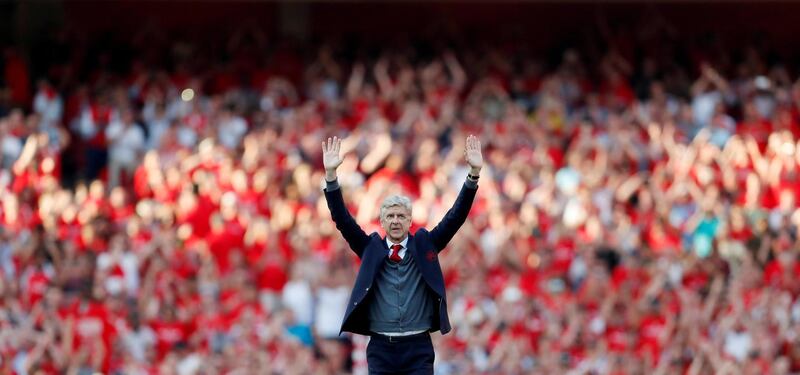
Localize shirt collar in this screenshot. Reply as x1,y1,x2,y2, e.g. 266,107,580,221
386,235,409,249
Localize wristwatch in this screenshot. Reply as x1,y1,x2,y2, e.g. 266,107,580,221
467,173,480,182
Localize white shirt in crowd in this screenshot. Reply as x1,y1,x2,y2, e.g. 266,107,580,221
33,89,63,130
314,285,350,339
121,325,156,362
217,115,247,150
282,279,314,326
77,107,102,141
97,251,140,297
142,102,172,150
106,120,145,166
692,91,722,127
1,134,22,169
723,330,752,362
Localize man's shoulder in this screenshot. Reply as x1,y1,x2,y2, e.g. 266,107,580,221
411,229,431,239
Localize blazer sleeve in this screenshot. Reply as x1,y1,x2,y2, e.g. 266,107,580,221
324,182,370,258
429,180,478,252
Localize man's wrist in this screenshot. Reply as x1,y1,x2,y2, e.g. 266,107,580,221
469,167,481,177
325,169,338,182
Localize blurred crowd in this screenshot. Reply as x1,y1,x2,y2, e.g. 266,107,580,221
1,15,800,375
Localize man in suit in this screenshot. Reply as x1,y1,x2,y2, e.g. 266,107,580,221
322,134,483,374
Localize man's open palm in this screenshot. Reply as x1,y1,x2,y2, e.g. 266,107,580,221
322,136,343,171
465,134,483,170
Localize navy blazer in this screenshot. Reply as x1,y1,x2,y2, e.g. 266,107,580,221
324,180,478,336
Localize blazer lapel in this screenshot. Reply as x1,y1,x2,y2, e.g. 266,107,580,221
377,236,389,263
405,235,416,260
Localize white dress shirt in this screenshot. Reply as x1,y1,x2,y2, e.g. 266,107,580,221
385,236,409,259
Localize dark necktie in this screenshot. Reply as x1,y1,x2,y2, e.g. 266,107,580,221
389,244,403,263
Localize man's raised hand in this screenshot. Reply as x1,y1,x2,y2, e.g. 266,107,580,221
322,136,343,181
464,134,483,175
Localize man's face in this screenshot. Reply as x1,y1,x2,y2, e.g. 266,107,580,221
381,205,411,242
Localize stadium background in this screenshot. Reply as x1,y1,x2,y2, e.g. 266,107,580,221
1,1,800,374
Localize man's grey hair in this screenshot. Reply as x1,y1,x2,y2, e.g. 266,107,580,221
380,194,412,220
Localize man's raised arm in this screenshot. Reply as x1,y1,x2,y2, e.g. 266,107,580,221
322,136,370,257
429,134,483,251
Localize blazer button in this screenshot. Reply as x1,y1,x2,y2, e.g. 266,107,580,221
354,302,358,305
365,287,369,291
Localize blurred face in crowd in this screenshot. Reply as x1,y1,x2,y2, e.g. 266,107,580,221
381,205,411,243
